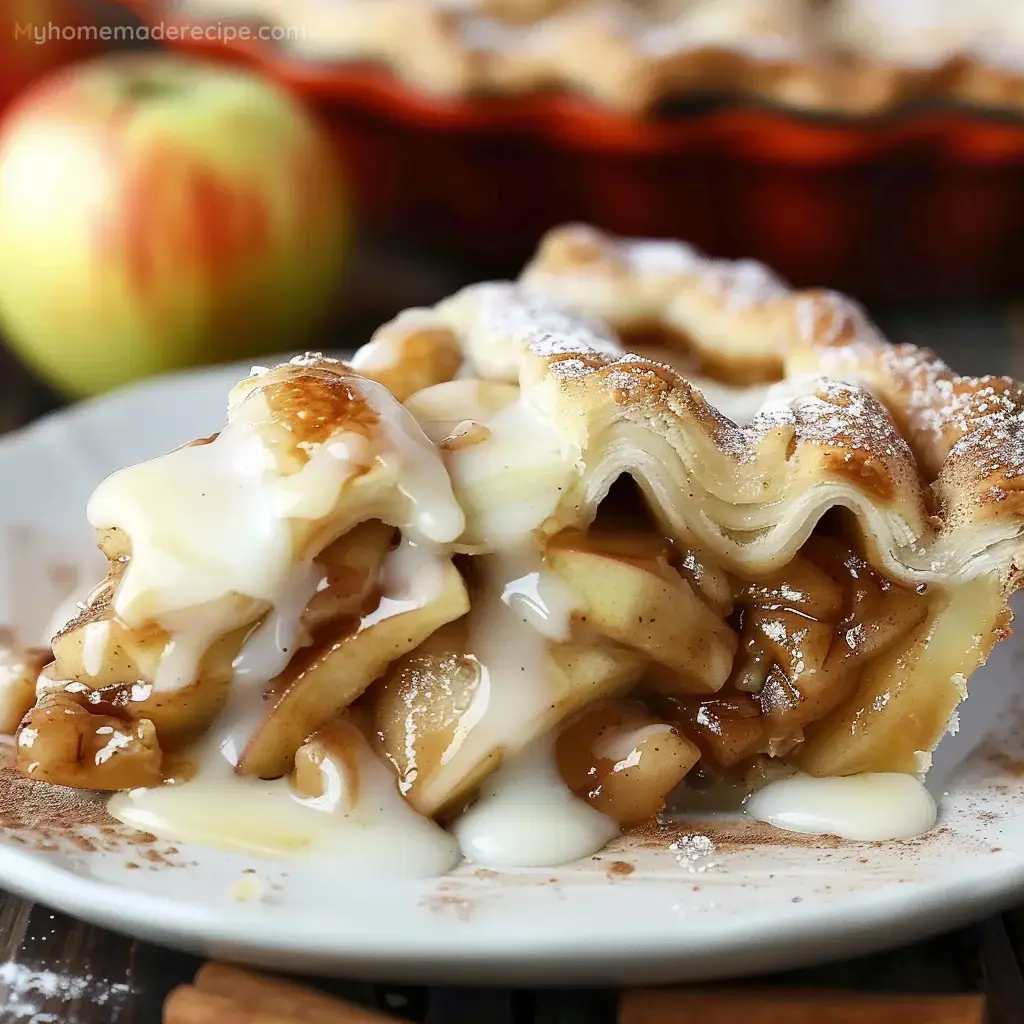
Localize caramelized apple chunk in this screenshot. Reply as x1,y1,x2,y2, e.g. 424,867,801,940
17,689,162,790
665,538,932,769
292,719,364,805
557,700,700,826
0,635,50,735
44,520,395,758
301,520,396,635
372,619,647,817
239,560,471,780
50,596,251,749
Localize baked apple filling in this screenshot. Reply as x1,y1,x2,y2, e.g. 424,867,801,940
10,226,1024,873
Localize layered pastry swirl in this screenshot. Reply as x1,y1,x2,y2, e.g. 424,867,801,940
14,226,1024,872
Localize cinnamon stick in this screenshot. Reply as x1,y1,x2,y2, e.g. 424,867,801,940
163,967,405,1024
165,986,304,1024
619,989,985,1024
192,963,401,1023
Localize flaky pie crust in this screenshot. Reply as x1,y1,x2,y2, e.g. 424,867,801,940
16,223,1024,807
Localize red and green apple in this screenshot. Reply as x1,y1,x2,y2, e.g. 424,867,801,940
0,54,348,396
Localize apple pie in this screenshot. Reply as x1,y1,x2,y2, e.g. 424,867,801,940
13,224,1024,870
175,0,1024,114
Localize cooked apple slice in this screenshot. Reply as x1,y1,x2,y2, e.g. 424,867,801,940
301,520,396,635
52,602,167,688
0,636,50,735
797,576,1001,776
50,591,255,747
50,522,395,751
373,623,647,817
371,619,497,816
17,690,162,790
372,620,473,777
292,717,367,803
239,561,470,779
557,700,701,826
658,691,779,767
70,629,248,751
545,533,736,692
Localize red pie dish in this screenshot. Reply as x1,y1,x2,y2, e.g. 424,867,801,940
116,0,1024,299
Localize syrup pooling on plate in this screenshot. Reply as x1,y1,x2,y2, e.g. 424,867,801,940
20,226,1024,872
110,720,460,876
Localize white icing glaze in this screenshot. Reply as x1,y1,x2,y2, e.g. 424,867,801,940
745,772,937,842
445,396,580,548
358,376,466,546
404,379,520,445
231,559,321,688
110,565,460,877
421,547,559,809
87,366,464,697
501,566,579,643
380,535,448,610
109,725,459,877
454,739,618,868
81,621,109,678
152,603,242,693
88,395,309,628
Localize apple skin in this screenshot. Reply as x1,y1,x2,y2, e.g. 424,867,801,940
0,54,347,396
1,0,101,114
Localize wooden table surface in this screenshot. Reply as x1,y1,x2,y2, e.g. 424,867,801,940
1,270,1023,1022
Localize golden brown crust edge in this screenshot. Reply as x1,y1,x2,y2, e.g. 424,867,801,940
520,224,1024,536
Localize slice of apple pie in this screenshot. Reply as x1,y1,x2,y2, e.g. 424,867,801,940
14,225,1024,872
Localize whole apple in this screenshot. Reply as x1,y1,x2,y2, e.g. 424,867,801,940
0,54,347,396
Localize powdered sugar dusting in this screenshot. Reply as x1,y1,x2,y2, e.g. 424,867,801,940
348,222,1024,545
623,238,704,276
469,284,622,363
620,237,788,309
858,343,1024,500
0,962,133,1022
527,225,1024,519
745,378,910,466
702,258,789,310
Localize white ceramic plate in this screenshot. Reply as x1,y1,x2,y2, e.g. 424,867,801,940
1,360,1023,986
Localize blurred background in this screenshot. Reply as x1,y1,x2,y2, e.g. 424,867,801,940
1,0,1023,413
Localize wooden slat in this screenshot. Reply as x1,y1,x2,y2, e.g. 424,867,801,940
531,989,617,1024
970,918,1024,1024
619,990,985,1024
424,988,518,1024
0,898,141,1022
